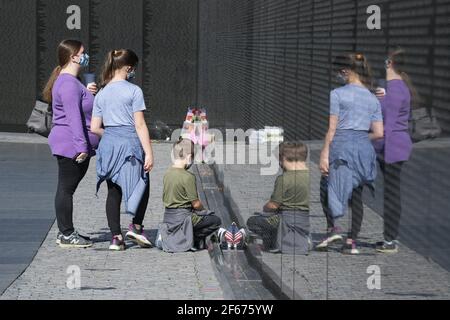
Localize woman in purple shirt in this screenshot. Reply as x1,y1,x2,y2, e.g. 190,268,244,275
43,39,99,248
374,48,414,253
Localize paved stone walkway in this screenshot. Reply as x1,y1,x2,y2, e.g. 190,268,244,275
1,143,224,300
214,143,450,300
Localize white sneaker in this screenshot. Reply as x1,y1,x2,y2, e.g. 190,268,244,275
316,232,343,250
125,224,152,248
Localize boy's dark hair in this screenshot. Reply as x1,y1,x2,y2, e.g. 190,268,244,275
279,141,308,162
172,138,194,160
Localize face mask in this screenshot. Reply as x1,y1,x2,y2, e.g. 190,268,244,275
126,69,136,80
77,53,89,68
336,72,348,84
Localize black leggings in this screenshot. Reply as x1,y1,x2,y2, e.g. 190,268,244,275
320,175,364,239
106,174,149,236
379,160,404,242
55,156,90,236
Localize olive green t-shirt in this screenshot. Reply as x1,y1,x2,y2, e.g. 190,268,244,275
163,167,199,208
270,170,309,211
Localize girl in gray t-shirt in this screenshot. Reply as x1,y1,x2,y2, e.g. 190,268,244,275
91,49,154,251
318,53,384,255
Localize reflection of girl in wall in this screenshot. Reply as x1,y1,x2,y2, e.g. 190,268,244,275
373,48,414,254
44,39,99,248
91,49,154,251
319,53,384,255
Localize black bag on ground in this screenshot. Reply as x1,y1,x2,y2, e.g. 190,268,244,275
408,107,441,142
148,120,172,140
26,100,53,138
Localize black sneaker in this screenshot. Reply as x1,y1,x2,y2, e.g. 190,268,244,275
56,231,90,245
59,231,93,248
341,240,359,255
376,241,398,253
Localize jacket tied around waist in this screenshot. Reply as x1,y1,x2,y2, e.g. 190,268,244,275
328,130,377,219
96,126,148,216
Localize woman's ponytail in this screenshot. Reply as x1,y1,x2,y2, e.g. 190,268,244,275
100,49,139,88
389,48,420,108
333,53,374,90
354,53,374,90
41,39,83,104
100,50,115,88
42,65,62,103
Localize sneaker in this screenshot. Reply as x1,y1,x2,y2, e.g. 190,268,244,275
56,232,63,245
59,231,93,248
316,228,344,250
376,240,398,253
57,231,91,245
109,235,125,251
125,224,152,248
341,240,359,255
269,248,282,254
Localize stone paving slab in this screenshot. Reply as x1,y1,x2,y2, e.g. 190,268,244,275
213,143,450,300
1,143,224,300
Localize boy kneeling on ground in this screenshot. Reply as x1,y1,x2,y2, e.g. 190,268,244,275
157,138,221,252
247,141,311,255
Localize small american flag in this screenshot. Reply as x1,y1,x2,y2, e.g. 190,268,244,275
222,222,245,248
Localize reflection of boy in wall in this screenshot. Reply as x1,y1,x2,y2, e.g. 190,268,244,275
247,142,310,252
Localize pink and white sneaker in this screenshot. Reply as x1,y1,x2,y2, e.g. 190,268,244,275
125,224,153,248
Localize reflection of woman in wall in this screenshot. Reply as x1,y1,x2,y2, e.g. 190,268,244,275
373,48,414,253
319,53,384,255
44,39,99,248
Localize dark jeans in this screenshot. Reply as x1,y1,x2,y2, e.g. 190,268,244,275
320,175,364,239
379,160,404,242
106,173,149,236
55,156,90,236
247,214,280,249
192,214,222,241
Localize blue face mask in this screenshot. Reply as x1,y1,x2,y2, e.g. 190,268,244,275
336,72,348,85
77,53,89,68
126,69,136,80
